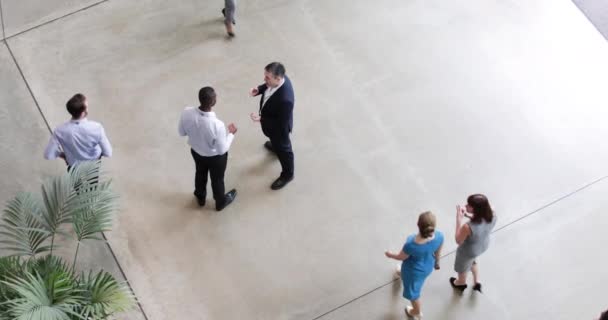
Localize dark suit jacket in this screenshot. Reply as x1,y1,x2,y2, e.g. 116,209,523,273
257,76,295,139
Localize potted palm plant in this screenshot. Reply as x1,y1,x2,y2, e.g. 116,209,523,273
0,161,134,319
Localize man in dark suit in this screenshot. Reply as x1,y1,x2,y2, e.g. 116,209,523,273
250,62,295,190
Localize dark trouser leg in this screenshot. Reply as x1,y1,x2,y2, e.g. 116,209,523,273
270,134,294,178
191,149,209,201
209,153,228,205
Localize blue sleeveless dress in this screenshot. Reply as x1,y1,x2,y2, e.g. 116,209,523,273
401,231,444,300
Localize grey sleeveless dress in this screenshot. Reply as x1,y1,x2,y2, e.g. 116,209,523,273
454,216,497,273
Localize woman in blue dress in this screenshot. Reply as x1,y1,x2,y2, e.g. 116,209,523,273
385,211,444,319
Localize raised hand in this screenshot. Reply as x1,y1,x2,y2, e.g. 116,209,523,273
250,112,261,122
456,205,466,220
228,123,238,134
249,87,259,96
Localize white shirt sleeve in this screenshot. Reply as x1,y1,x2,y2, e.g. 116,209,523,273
215,121,234,155
99,126,113,157
43,133,62,160
178,112,187,136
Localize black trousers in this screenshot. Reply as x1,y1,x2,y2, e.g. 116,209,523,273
268,134,294,178
191,149,228,204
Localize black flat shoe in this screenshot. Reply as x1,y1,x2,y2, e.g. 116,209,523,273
197,198,205,207
271,176,293,190
449,277,467,292
216,189,237,211
473,283,482,293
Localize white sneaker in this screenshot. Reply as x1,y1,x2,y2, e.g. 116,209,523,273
405,306,423,319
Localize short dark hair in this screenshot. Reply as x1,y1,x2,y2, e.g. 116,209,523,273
467,194,494,224
265,62,286,78
600,309,608,320
198,87,216,111
66,93,87,118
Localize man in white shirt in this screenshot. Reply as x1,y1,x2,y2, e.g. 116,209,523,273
44,93,113,169
179,87,237,211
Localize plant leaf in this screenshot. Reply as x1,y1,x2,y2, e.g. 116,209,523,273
0,193,51,256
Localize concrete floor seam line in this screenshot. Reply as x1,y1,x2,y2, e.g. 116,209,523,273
3,0,109,40
309,176,608,320
4,41,52,133
493,175,608,234
0,0,5,40
100,232,150,320
311,279,398,320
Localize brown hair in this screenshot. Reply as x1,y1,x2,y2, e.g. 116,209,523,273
467,194,494,224
66,93,87,118
417,211,436,238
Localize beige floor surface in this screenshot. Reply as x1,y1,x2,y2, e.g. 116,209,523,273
1,0,608,319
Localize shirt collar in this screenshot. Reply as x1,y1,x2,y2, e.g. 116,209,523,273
70,117,88,124
197,109,216,117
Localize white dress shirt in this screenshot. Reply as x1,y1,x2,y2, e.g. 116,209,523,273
44,118,113,166
261,77,285,109
178,107,234,157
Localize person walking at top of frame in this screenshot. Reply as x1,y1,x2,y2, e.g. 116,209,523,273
249,62,295,190
385,211,444,320
450,194,497,293
222,0,237,37
44,93,112,169
179,86,237,211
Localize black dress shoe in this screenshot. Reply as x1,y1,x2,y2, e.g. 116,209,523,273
216,189,237,211
449,277,467,292
264,141,275,153
473,283,482,293
271,176,293,190
194,191,205,207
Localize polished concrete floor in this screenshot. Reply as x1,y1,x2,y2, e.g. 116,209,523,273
1,0,608,319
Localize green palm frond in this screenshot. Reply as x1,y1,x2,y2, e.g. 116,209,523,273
2,271,84,320
71,181,118,242
39,161,105,253
30,255,72,279
69,161,102,192
77,271,134,319
0,193,51,256
40,174,76,234
0,256,26,308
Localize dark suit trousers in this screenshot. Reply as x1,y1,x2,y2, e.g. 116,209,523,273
191,149,227,204
269,134,294,178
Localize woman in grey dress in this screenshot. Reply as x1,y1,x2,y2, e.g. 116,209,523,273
222,0,237,37
450,194,496,293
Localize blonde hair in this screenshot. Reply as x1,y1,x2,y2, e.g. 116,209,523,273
418,211,436,238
